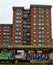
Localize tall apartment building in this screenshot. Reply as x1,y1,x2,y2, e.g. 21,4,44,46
30,5,52,46
0,24,12,45
12,7,31,45
12,7,24,45
12,5,52,46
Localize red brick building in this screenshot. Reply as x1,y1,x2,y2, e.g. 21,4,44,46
12,5,52,46
0,24,12,45
30,5,52,46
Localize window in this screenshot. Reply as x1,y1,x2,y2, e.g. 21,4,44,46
16,17,21,19
16,28,19,31
39,23,41,25
47,32,49,34
23,26,27,28
39,8,42,10
39,15,41,17
34,35,36,38
42,27,44,30
42,31,44,34
41,11,44,14
34,15,36,17
46,15,49,18
46,9,48,11
42,36,44,38
24,22,27,24
47,40,50,43
39,11,42,14
39,40,41,42
3,36,9,38
15,32,21,35
4,26,10,28
15,40,19,43
19,40,21,43
34,19,36,21
3,39,9,41
34,8,36,10
18,37,21,39
15,36,21,39
16,24,21,27
39,8,44,11
27,33,30,35
46,27,49,30
46,11,49,14
34,32,36,34
34,27,36,29
34,11,36,14
42,19,44,21
42,23,44,25
6,33,9,35
39,44,43,46
27,26,30,28
39,19,41,21
3,33,9,35
39,31,41,34
47,36,49,38
23,41,26,43
3,30,9,32
16,20,21,23
39,15,44,18
41,8,44,10
47,23,49,26
39,27,41,29
42,40,44,42
41,15,44,18
34,23,36,25
47,19,49,22
34,40,36,42
19,32,21,35
39,35,41,38
16,9,22,12
16,13,22,15
24,14,27,17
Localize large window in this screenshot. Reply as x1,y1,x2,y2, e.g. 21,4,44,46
16,20,21,23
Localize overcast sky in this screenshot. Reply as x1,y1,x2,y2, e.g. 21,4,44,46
0,0,53,38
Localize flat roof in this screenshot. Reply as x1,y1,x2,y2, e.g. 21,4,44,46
13,5,52,10
13,7,24,9
0,24,12,26
30,5,52,8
